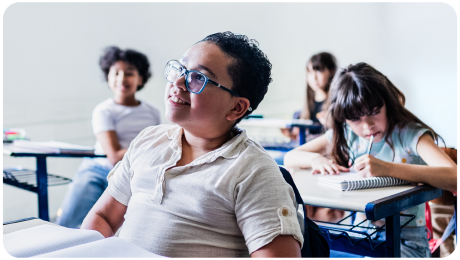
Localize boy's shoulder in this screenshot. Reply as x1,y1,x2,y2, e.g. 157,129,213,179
94,98,115,110
139,99,160,113
236,135,280,169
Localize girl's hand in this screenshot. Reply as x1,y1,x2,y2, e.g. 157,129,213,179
316,111,327,126
280,127,299,141
311,154,350,175
354,155,391,178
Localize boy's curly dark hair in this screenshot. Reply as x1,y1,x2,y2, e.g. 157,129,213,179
99,46,151,91
201,32,272,124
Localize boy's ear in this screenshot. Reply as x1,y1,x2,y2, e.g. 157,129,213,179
226,98,250,122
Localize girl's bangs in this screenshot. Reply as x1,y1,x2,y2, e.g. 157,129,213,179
310,56,326,71
335,82,384,121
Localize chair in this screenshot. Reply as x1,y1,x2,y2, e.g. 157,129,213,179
426,147,457,257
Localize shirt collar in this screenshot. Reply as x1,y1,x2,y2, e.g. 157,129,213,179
166,125,248,164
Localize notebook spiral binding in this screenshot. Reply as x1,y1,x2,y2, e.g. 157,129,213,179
345,177,410,191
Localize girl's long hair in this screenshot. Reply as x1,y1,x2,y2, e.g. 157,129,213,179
300,52,337,120
328,63,441,167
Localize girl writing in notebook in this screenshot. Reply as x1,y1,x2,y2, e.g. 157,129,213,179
56,46,161,228
284,62,456,257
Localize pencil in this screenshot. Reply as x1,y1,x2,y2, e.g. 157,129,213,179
367,135,374,154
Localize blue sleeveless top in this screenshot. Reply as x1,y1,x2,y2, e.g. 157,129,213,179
326,123,434,227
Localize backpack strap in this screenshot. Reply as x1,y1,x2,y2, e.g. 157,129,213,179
279,167,321,231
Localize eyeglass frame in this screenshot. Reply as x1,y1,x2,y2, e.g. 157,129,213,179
164,59,242,98
164,59,253,112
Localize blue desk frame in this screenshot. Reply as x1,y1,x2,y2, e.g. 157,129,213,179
321,185,443,257
4,151,105,221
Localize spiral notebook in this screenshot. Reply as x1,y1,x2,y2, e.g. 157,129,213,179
317,170,410,191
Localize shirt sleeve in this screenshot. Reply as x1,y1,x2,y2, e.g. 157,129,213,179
405,126,435,157
92,105,115,135
234,156,304,254
106,132,139,206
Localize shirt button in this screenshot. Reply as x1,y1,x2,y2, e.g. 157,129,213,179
282,208,289,216
160,176,164,182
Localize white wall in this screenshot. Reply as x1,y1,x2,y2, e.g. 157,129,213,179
2,2,456,222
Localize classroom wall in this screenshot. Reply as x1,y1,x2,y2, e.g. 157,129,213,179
2,2,457,222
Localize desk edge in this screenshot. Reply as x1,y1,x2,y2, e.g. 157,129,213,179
365,185,442,220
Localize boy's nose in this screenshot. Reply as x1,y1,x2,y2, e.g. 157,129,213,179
173,75,187,92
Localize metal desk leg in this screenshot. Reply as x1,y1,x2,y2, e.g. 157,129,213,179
385,213,401,257
36,155,49,221
298,126,306,145
454,197,458,247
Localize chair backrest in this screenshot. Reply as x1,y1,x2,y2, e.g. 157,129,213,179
279,166,330,257
426,147,457,253
430,148,457,205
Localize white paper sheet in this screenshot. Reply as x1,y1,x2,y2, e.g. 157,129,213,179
4,224,104,257
33,237,165,258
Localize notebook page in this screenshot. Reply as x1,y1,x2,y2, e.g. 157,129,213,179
33,237,165,258
317,170,361,184
4,224,104,257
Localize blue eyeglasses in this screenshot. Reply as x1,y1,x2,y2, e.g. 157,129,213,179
164,60,252,111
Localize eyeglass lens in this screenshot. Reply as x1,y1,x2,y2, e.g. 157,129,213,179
165,61,207,93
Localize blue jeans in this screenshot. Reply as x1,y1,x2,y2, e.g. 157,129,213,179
375,226,431,257
55,159,111,228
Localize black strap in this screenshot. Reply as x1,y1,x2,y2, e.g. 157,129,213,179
280,166,319,258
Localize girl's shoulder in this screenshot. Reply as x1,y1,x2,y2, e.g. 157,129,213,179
392,123,435,156
394,123,434,139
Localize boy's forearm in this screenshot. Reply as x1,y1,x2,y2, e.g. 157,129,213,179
284,150,321,169
387,163,457,191
81,212,116,238
107,148,128,166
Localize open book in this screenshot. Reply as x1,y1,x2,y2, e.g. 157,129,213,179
3,224,164,258
317,170,410,191
12,140,95,155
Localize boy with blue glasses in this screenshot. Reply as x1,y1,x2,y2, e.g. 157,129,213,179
81,32,303,257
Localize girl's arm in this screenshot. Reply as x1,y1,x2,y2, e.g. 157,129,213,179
355,134,457,191
96,131,128,166
284,135,349,174
81,189,127,237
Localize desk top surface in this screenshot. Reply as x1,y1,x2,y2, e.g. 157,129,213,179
3,218,55,235
3,143,104,157
291,168,415,212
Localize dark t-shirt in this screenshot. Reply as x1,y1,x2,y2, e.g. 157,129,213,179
293,100,324,134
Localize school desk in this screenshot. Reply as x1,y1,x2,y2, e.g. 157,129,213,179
3,144,106,221
3,217,54,235
290,168,443,257
238,118,319,145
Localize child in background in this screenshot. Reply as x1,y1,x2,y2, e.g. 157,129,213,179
280,53,344,222
284,62,457,257
56,46,161,228
281,52,337,141
81,32,303,257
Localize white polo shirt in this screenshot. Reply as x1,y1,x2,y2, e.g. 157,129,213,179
107,124,303,257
